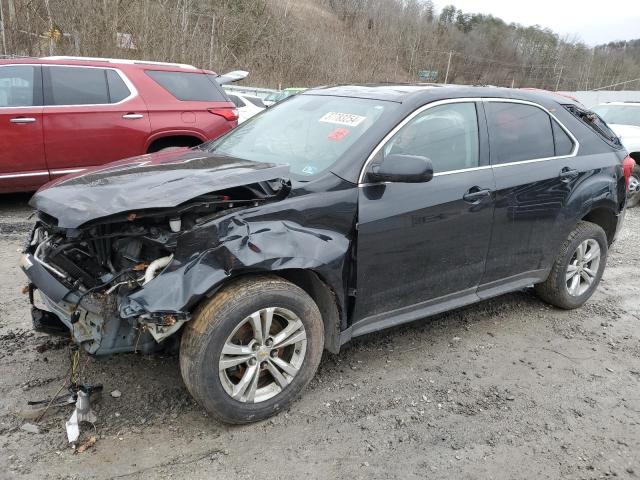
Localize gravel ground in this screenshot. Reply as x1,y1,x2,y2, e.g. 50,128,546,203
0,195,639,480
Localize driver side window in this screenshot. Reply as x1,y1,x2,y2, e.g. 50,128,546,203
383,102,480,174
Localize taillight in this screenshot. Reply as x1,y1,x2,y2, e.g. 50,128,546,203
208,107,239,122
623,155,635,190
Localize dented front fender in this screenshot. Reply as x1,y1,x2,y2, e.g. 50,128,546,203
124,177,358,327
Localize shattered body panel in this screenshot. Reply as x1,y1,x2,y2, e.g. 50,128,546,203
21,149,357,355
31,150,291,229
125,181,356,318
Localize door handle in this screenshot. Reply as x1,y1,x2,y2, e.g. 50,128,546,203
10,117,36,124
559,167,579,182
463,187,492,203
122,113,144,120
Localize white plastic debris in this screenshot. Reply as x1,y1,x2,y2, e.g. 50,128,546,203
21,423,40,434
65,390,97,443
110,390,122,398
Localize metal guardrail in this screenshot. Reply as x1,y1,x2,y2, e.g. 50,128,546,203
223,84,279,99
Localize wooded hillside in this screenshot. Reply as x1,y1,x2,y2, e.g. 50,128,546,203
2,0,639,91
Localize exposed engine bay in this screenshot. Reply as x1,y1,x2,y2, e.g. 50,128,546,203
24,180,290,355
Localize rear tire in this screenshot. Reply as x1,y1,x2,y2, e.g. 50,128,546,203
628,163,640,208
180,275,324,424
535,221,608,309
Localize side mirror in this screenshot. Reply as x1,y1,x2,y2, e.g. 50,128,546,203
366,154,434,183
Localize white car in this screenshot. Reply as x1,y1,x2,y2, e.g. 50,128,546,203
226,93,265,123
592,102,640,207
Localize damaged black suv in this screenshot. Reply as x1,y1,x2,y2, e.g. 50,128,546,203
21,85,630,423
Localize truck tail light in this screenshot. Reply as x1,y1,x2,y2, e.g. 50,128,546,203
208,107,239,122
622,155,635,190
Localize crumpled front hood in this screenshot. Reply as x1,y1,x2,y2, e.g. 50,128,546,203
30,149,290,228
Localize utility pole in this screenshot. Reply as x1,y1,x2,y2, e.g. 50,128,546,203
43,0,54,55
0,0,7,56
444,50,453,84
208,14,215,70
555,65,563,91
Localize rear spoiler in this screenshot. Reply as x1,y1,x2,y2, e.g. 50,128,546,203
216,70,249,85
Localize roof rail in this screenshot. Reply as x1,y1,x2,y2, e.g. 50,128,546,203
42,56,197,70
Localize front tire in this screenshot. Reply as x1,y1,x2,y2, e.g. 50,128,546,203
535,221,608,309
180,275,324,424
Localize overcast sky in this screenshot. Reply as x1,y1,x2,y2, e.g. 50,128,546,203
438,1,640,46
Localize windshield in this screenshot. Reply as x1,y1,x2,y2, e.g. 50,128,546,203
203,95,395,177
591,104,640,127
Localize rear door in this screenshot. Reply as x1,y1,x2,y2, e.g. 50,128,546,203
42,65,150,177
0,65,47,192
353,101,495,328
479,99,579,295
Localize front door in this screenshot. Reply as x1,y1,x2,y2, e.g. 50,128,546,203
42,65,150,177
0,65,47,192
353,101,495,331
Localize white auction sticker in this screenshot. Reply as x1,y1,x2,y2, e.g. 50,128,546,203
319,112,366,127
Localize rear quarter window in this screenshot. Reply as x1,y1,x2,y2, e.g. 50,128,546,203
564,105,623,149
106,70,131,103
551,120,575,156
146,70,227,102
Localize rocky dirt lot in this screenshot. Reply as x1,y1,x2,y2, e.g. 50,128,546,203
0,194,638,480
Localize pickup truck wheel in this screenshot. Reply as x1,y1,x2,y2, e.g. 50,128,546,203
179,276,324,424
535,221,608,310
628,164,640,208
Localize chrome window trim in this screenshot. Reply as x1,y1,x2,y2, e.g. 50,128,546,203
0,63,137,108
50,167,87,175
433,164,492,176
0,170,49,179
0,167,91,180
357,97,580,185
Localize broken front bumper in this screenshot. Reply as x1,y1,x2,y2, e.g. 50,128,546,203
20,253,159,355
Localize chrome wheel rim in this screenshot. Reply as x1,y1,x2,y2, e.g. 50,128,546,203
218,307,307,403
629,175,639,194
566,239,601,297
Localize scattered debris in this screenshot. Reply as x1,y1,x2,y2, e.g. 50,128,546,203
111,389,122,398
20,423,40,434
66,390,98,443
75,435,97,454
18,391,76,420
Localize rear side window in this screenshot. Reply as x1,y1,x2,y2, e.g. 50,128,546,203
564,105,622,149
552,120,574,156
146,70,227,101
106,70,131,103
46,66,110,105
0,65,39,107
486,102,555,164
